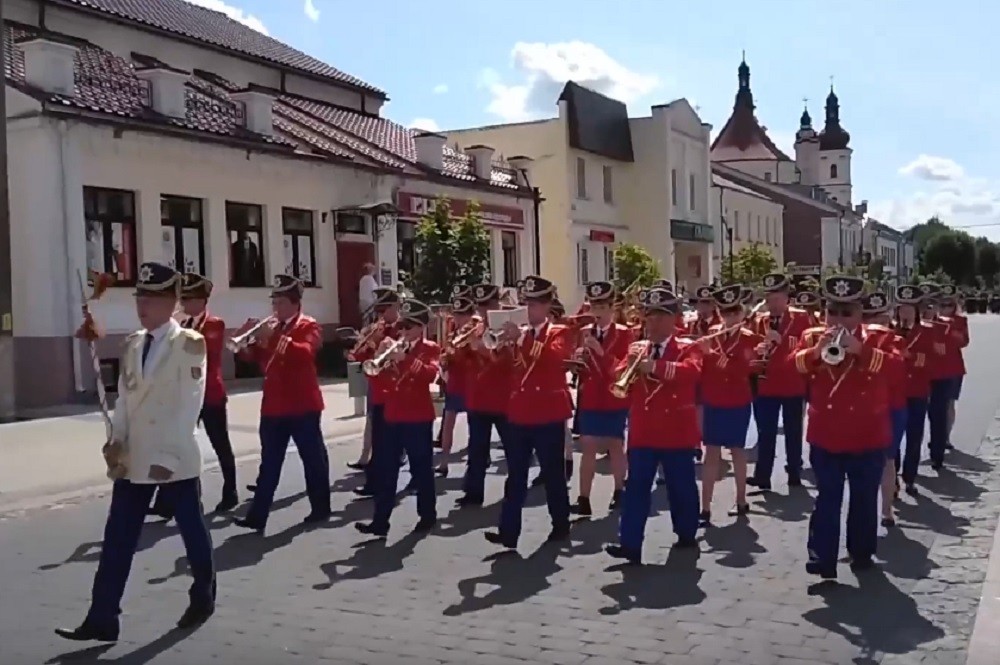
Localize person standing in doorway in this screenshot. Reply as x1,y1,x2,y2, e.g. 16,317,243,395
359,263,379,327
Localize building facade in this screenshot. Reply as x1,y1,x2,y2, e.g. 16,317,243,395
446,82,715,310
3,0,535,409
862,219,914,282
710,174,784,277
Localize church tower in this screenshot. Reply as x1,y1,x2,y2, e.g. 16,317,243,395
817,86,852,206
794,104,819,186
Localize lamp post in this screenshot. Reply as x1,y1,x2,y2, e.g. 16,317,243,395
720,218,734,283
0,0,15,421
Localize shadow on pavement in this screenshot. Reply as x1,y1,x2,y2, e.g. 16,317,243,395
442,545,563,616
313,529,429,590
46,625,204,664
598,546,705,614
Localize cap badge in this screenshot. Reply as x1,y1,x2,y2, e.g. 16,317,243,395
453,299,462,308
138,265,154,284
871,295,884,308
722,290,736,303
524,278,536,292
901,287,914,299
649,291,663,305
589,284,602,297
401,302,412,314
272,276,283,288
833,280,850,297
764,275,776,287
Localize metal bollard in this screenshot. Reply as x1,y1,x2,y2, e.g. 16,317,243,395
346,362,367,417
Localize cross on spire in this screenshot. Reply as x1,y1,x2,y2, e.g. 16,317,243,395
829,75,835,90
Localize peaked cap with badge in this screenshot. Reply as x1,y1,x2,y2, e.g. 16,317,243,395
794,290,820,307
135,262,181,297
692,285,715,304
895,284,922,306
712,284,743,309
861,291,889,314
271,274,304,299
400,298,432,326
651,279,673,291
451,296,475,314
761,272,791,293
643,287,679,314
822,275,865,304
372,287,400,308
919,281,942,300
451,284,472,299
521,275,556,301
181,273,213,300
939,284,958,301
585,281,615,303
471,283,500,304
740,286,754,304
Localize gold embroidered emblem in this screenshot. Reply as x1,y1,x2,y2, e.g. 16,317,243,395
191,367,202,379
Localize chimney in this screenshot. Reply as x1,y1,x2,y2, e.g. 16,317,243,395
230,86,274,136
18,36,79,96
135,66,190,119
464,144,495,180
412,131,446,170
507,155,534,187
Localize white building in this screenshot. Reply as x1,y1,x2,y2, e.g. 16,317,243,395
862,219,915,283
3,0,536,409
445,82,715,310
710,173,785,277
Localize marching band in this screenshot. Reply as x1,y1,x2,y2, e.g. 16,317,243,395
58,262,974,641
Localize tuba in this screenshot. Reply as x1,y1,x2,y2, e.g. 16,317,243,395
820,327,849,365
610,341,649,399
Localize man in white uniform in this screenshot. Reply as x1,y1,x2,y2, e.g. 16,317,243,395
56,262,216,642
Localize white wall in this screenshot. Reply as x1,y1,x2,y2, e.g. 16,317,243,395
818,149,853,207
711,184,784,277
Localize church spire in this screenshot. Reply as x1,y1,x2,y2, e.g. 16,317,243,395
734,52,754,111
819,83,850,150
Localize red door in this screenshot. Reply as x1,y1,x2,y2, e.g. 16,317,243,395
336,241,376,329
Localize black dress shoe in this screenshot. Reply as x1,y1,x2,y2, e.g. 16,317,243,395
355,522,388,538
604,544,641,564
233,517,265,532
609,489,623,510
55,624,118,643
905,483,919,496
176,603,214,629
246,484,257,492
214,496,239,513
747,477,772,491
346,461,369,471
413,517,437,533
728,503,751,517
353,487,376,498
931,461,944,471
674,537,698,549
787,474,803,488
546,524,570,542
302,511,331,525
484,531,516,549
435,466,449,478
570,497,593,516
456,494,483,508
530,474,544,488
881,516,896,528
805,560,837,579
698,510,712,527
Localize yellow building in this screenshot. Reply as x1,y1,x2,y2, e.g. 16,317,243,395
446,82,715,310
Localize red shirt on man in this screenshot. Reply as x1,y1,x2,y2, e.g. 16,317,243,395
506,321,574,425
937,314,969,378
241,314,324,417
188,313,227,406
751,308,812,397
350,322,399,406
621,337,702,449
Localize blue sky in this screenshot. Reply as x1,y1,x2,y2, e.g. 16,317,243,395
193,0,1000,239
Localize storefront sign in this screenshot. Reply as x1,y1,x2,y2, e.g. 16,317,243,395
589,230,615,243
670,220,714,243
396,191,525,229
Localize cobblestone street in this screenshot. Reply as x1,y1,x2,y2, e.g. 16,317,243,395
2,318,1000,665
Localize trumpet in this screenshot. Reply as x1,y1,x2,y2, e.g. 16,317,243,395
227,317,277,352
450,319,484,349
610,342,650,399
348,320,386,359
820,327,849,365
362,337,411,376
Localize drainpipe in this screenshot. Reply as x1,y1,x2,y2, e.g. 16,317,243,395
58,120,84,394
532,186,542,274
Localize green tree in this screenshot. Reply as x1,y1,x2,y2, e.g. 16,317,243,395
612,242,661,292
722,242,777,285
409,198,491,304
976,240,1000,286
922,230,976,284
904,215,951,268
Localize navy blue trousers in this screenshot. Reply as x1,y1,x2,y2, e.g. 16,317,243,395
86,479,215,630
498,421,570,543
752,395,805,482
927,379,951,464
807,447,884,568
900,397,929,484
363,404,387,493
463,411,507,501
372,421,436,530
619,448,699,551
245,412,330,526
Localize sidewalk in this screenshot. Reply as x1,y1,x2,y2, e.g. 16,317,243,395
0,383,371,510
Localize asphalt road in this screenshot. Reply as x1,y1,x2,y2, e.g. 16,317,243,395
3,316,1000,665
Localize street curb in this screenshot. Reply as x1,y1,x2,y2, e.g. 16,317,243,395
966,424,1000,665
0,429,364,517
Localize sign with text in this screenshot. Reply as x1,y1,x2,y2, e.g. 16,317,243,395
589,230,616,243
396,191,525,229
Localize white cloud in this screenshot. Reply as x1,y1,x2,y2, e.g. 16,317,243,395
409,118,441,132
303,0,320,22
185,0,268,34
899,154,965,182
480,41,660,122
433,83,449,95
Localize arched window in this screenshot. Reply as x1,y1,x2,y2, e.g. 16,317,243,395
830,164,838,179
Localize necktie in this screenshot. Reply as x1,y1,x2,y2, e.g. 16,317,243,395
141,333,154,371
652,344,662,360
182,317,193,329
596,328,605,343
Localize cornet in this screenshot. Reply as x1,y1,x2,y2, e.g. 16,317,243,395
483,325,527,350
227,317,278,352
362,337,411,376
610,342,650,399
820,327,849,366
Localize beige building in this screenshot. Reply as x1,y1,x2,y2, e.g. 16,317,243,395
711,173,784,275
446,82,715,310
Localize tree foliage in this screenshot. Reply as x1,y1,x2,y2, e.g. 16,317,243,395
612,242,661,292
921,231,976,284
721,242,778,285
409,198,492,304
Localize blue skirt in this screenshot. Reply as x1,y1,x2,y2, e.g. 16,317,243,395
578,409,628,439
444,391,466,414
888,407,907,460
703,403,752,448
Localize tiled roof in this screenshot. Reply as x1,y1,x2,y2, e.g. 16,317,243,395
711,109,791,162
4,23,518,191
53,0,385,97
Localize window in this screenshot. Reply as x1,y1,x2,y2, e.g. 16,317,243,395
671,170,678,206
576,157,587,198
830,164,838,179
734,210,741,240
501,231,519,286
84,187,138,285
281,207,317,286
764,172,772,182
689,174,696,211
397,221,417,281
160,195,205,275
576,243,590,284
335,213,367,235
756,215,762,241
765,216,771,244
602,165,614,203
226,202,265,287
603,245,615,280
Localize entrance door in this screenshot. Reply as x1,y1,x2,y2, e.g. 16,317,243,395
336,241,376,329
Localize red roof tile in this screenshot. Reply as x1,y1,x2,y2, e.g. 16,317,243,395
54,0,385,97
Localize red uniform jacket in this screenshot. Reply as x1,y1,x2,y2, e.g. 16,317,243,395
619,337,702,449
466,344,513,415
895,322,936,399
443,317,477,399
751,308,811,398
699,325,761,408
350,321,399,406
688,313,721,338
376,338,441,423
506,322,574,425
937,314,969,378
924,319,950,381
865,325,907,410
189,313,226,406
241,314,324,417
577,323,633,412
792,325,891,453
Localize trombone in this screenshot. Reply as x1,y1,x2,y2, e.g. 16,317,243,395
610,341,651,399
227,317,277,352
362,337,411,376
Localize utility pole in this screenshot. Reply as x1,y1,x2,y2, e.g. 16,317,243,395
0,0,16,421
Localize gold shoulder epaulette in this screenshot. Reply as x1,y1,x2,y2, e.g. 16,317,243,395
180,329,206,355
866,323,892,333
788,306,807,315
